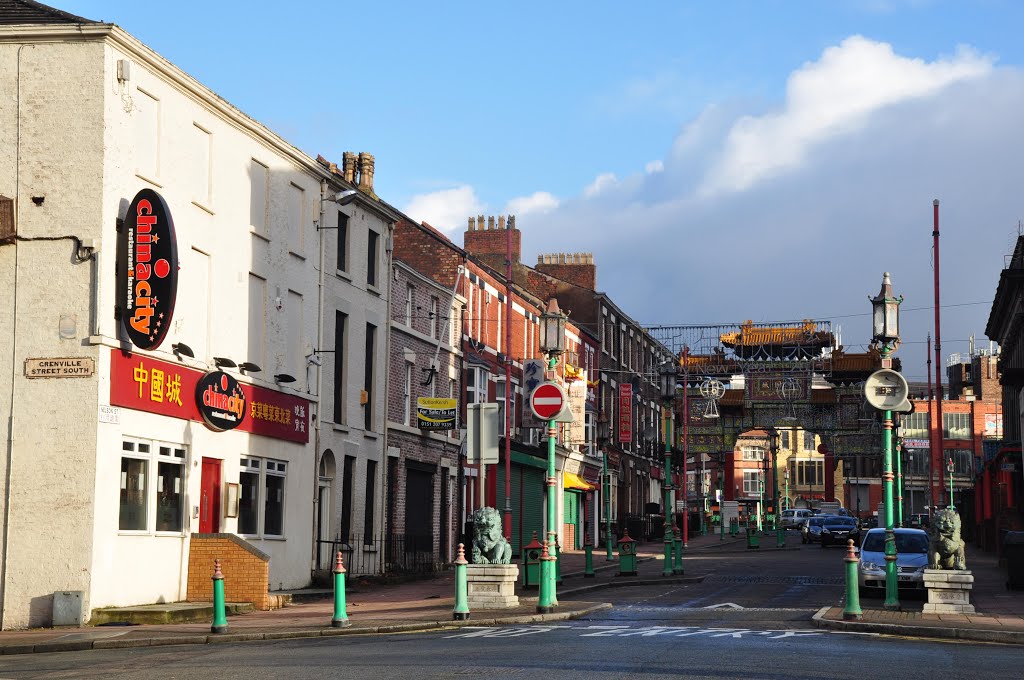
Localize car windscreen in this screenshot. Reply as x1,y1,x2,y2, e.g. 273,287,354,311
824,517,857,527
862,532,928,553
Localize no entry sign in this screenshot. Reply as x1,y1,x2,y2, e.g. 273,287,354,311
530,382,566,420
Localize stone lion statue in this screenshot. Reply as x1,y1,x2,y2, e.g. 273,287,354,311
927,508,967,570
471,507,511,564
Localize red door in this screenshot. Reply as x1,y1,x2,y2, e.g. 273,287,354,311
200,458,221,533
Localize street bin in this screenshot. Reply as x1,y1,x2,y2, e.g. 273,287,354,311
746,526,760,549
617,531,638,576
521,532,543,589
1004,531,1024,590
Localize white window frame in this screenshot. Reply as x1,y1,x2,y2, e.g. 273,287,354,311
405,284,414,327
496,377,517,435
467,366,488,405
119,438,187,536
238,456,288,538
742,470,762,495
430,296,439,339
741,446,764,461
404,361,414,426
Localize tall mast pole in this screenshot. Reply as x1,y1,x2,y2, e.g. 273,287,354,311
932,200,944,512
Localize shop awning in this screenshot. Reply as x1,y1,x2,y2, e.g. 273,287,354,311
564,471,595,491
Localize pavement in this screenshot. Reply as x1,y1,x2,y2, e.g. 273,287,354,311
2,528,1022,654
812,539,1024,644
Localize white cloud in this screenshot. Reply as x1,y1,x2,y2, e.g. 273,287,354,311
505,191,559,217
583,172,619,198
645,160,664,174
402,185,484,233
699,36,993,197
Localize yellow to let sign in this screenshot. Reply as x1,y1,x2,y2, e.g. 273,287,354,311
417,397,457,430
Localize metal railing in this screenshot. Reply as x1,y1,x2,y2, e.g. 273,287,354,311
314,534,442,576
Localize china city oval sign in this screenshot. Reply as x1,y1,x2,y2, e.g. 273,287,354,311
118,188,178,350
196,371,247,432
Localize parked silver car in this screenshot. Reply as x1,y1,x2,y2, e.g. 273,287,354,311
858,528,929,596
781,508,814,530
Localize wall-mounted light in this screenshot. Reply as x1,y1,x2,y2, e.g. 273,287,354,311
213,357,237,369
274,373,296,384
238,362,262,375
172,343,195,359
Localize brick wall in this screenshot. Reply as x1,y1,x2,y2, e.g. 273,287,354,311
186,534,271,610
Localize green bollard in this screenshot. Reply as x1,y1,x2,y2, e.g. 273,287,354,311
843,539,863,620
453,543,470,621
584,532,595,578
211,558,228,634
537,540,555,614
673,527,684,575
331,550,350,628
617,530,637,576
555,538,562,584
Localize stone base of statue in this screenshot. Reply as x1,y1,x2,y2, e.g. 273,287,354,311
467,564,520,609
922,569,975,614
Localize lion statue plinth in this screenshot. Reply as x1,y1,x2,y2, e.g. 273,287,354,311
471,507,512,565
927,508,967,570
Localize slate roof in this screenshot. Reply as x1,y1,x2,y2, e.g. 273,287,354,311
0,0,96,25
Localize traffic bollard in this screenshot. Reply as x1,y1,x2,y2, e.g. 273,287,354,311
843,539,863,620
211,558,228,634
673,527,684,575
331,550,351,628
537,540,555,614
583,532,595,578
453,543,470,621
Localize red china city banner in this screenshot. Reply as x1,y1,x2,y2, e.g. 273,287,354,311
618,383,632,444
109,349,309,443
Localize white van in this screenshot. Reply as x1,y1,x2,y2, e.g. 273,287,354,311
780,508,814,529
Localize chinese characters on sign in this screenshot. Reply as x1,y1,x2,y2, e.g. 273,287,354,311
618,383,632,444
109,349,309,443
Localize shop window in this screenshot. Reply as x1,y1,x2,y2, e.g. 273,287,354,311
239,457,287,537
119,439,186,534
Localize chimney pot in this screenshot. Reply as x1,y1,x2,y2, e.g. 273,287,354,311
498,215,505,230
342,152,357,184
357,152,375,193
487,216,495,231
468,216,475,231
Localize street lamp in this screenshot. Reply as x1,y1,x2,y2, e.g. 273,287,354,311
868,272,904,611
537,298,566,613
947,457,955,510
659,360,679,576
783,467,790,511
597,414,614,561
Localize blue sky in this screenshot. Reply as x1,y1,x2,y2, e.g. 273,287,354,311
58,0,1024,381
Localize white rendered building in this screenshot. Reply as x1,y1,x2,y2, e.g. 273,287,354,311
0,2,394,628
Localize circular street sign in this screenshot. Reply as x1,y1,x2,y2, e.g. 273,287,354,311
530,382,566,420
864,369,909,411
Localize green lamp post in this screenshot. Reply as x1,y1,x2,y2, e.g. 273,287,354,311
865,272,906,612
659,360,679,576
537,298,567,612
598,415,614,561
947,457,955,510
895,434,904,528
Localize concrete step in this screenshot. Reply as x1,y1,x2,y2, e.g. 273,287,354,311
90,602,253,626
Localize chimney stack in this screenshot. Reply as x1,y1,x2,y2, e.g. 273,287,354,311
358,152,375,193
463,214,522,265
342,152,357,184
536,252,597,290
